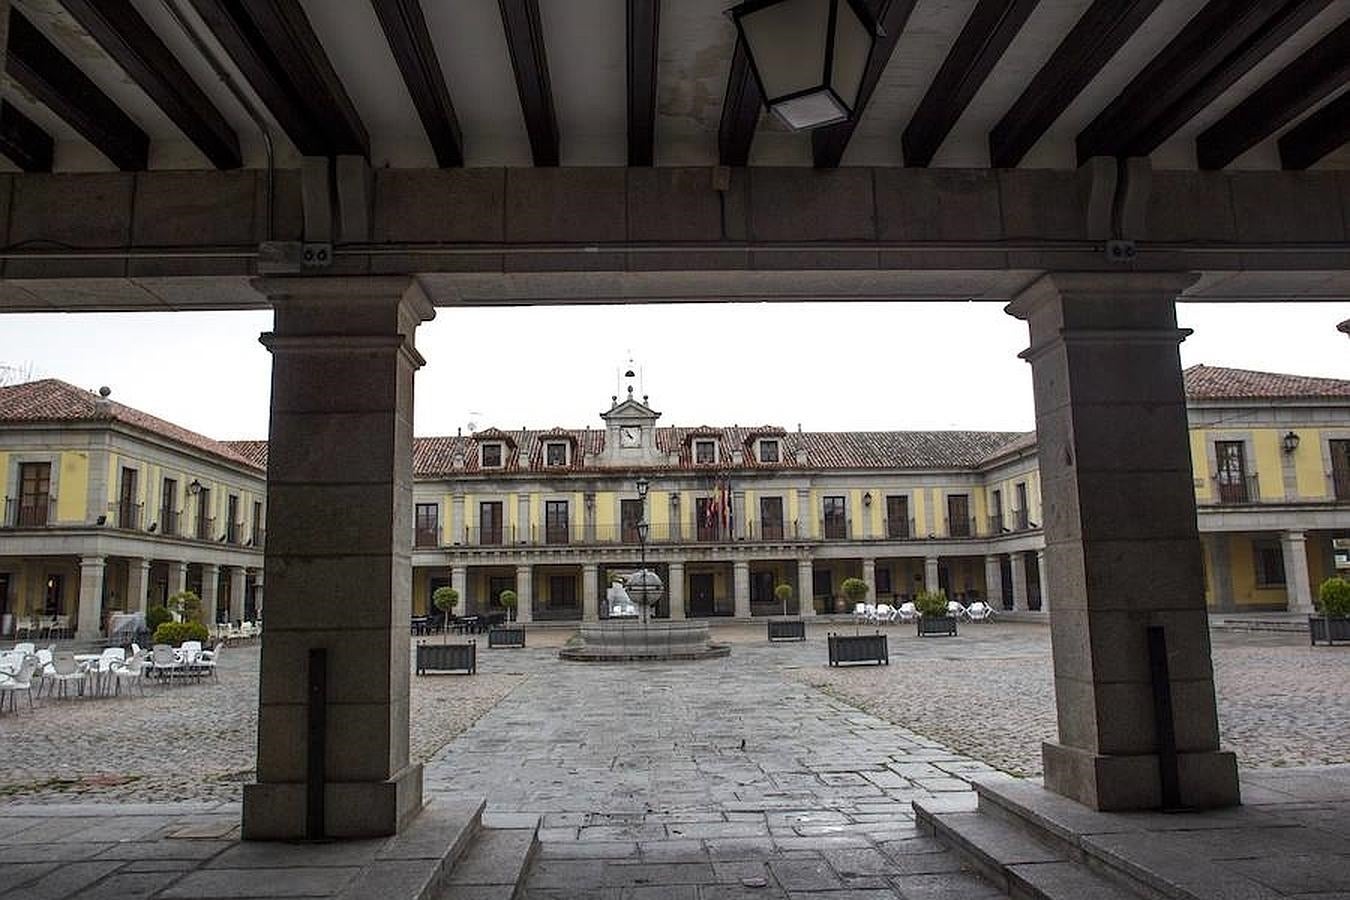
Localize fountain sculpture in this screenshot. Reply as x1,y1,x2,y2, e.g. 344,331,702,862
559,569,730,662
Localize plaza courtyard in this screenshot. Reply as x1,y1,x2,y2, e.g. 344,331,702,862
1,622,1347,897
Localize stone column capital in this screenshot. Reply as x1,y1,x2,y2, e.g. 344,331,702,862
200,562,220,575
78,555,106,569
1006,271,1202,320
251,275,434,321
1282,529,1307,543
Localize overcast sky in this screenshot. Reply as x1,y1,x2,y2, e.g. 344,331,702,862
1,301,1346,441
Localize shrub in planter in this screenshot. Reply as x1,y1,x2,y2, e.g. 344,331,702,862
433,586,460,641
498,589,518,622
168,590,202,623
153,620,209,645
1317,577,1350,618
146,605,173,632
774,582,794,616
914,589,949,618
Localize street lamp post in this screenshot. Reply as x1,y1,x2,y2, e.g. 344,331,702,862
635,477,651,624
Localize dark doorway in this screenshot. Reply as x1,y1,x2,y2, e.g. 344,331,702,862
1026,553,1042,610
813,569,832,610
0,574,10,635
1000,556,1014,609
44,574,63,615
690,574,715,617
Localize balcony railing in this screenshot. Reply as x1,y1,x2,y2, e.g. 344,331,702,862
109,501,143,530
885,517,913,539
226,520,244,544
988,513,1005,534
3,497,54,528
251,525,266,547
159,508,181,537
1216,474,1260,505
196,515,215,541
1013,508,1030,530
415,525,441,548
820,517,852,540
947,516,975,539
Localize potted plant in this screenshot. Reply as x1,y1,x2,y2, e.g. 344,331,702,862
1311,576,1350,646
489,589,525,648
767,583,805,641
827,577,887,665
915,588,957,637
167,589,201,624
432,587,460,642
418,586,475,674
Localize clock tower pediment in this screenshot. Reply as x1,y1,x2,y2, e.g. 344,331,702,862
597,387,667,466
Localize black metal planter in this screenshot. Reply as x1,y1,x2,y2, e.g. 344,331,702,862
1309,615,1350,646
415,641,476,675
768,618,806,642
917,615,958,637
827,632,888,666
488,626,527,648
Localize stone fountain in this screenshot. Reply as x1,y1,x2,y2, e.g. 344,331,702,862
559,569,730,662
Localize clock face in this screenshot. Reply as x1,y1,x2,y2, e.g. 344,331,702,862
620,426,640,447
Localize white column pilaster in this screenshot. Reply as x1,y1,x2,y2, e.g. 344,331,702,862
797,558,815,616
667,561,685,619
168,561,187,599
451,566,468,616
229,566,247,623
733,560,751,619
582,563,599,622
1281,530,1314,613
76,556,106,641
1010,552,1028,611
984,554,1003,608
924,556,940,593
127,558,151,614
1037,549,1050,613
200,563,220,626
862,558,876,602
515,564,533,623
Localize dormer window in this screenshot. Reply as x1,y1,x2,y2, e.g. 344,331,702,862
759,439,779,463
694,440,717,465
481,443,504,468
545,441,568,466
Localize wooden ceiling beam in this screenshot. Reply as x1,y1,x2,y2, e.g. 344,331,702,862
814,0,920,168
0,101,54,172
1278,89,1350,169
370,0,463,167
1197,17,1350,170
187,0,368,158
497,0,559,166
990,0,1163,168
5,9,148,170
1076,0,1332,164
718,38,759,168
62,0,241,169
626,0,660,166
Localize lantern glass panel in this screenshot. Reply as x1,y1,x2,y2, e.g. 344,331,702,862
738,0,830,100
831,0,870,112
774,92,848,130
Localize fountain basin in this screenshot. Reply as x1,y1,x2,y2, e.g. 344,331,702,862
559,620,730,662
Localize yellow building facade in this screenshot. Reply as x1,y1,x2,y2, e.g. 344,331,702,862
3,365,1347,639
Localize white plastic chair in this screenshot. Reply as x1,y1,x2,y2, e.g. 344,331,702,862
150,644,183,683
111,652,149,697
196,642,222,680
46,650,88,699
946,600,969,620
12,642,36,656
0,657,40,712
874,603,895,623
852,603,869,623
966,601,994,622
895,602,918,622
91,648,126,695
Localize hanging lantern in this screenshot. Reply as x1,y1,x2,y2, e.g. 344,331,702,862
730,0,876,131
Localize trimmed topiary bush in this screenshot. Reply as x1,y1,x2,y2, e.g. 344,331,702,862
146,605,172,632
498,589,518,622
1317,576,1350,618
153,620,209,645
840,577,869,605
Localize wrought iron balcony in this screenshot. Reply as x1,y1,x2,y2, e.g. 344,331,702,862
109,501,143,530
196,515,215,541
1215,474,1261,505
988,513,1005,534
885,516,913,540
414,524,441,548
251,525,266,547
159,508,181,537
3,497,54,528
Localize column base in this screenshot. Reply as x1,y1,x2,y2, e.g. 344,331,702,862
242,763,424,840
1042,741,1239,811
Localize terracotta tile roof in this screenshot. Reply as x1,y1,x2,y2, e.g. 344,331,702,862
1184,365,1350,400
0,379,264,471
223,440,269,469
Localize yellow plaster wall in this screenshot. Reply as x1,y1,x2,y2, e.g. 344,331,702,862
913,490,927,535
1295,431,1325,499
596,491,618,528
57,451,88,522
849,489,863,536
1253,431,1283,500
1190,430,1212,502
1227,536,1288,608
787,490,798,531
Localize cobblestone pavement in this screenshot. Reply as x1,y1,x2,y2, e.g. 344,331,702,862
0,640,524,804
779,623,1350,777
429,638,1006,899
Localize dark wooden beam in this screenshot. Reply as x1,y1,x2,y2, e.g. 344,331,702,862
6,10,148,170
1279,90,1350,169
626,0,660,166
990,0,1164,167
497,0,558,166
0,102,54,172
718,38,759,167
62,0,241,169
902,0,1039,167
370,0,462,167
1076,0,1332,164
188,0,368,158
814,0,920,168
1197,17,1350,170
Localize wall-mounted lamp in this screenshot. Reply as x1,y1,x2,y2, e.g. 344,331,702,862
635,477,650,500
862,491,872,507
147,522,158,533
95,514,107,526
1283,431,1301,453
670,493,680,506
188,479,202,495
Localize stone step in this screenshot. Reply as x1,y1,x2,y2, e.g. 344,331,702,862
914,797,1147,900
337,797,485,900
436,814,540,900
